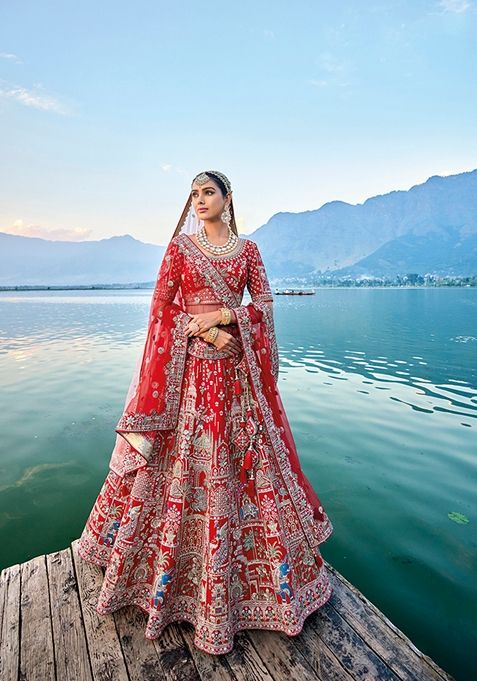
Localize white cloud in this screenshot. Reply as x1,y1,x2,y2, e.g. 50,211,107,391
0,82,70,114
263,29,275,40
5,220,92,241
438,0,472,12
309,79,328,87
309,52,353,91
0,52,22,64
319,51,347,74
161,164,189,178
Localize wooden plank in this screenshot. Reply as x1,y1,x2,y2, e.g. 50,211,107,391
289,606,356,681
3,541,456,681
180,621,237,680
303,596,401,680
20,555,55,681
0,563,21,681
46,548,93,681
325,561,455,681
113,604,200,681
246,627,321,680
150,622,201,680
70,539,129,681
222,631,275,681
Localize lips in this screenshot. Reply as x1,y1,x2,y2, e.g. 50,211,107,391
198,208,208,212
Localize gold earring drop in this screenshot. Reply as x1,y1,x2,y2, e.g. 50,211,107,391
221,203,231,227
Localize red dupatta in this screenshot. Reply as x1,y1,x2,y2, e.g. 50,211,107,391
110,232,326,523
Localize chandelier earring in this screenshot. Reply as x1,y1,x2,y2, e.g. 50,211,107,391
221,202,232,227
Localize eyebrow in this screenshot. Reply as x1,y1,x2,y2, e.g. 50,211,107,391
191,186,216,191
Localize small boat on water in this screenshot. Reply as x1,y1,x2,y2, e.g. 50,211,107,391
274,288,316,295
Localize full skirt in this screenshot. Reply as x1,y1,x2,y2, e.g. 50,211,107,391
77,350,334,655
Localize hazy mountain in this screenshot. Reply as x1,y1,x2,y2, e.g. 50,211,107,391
333,229,477,278
0,233,165,286
252,169,477,278
1,169,476,285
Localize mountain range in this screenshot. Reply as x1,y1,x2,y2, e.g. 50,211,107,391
252,169,477,279
1,169,476,286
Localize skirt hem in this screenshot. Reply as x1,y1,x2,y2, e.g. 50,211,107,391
77,541,334,656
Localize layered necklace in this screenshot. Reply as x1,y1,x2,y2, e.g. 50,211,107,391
197,224,239,256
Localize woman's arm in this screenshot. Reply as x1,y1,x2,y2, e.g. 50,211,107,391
232,240,274,323
230,240,279,380
150,237,191,323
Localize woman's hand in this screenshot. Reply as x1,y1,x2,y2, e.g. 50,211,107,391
184,310,222,337
198,328,242,357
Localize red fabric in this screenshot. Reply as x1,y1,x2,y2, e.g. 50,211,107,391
247,311,326,521
77,233,334,654
113,234,326,522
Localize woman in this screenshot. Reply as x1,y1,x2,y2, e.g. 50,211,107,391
77,170,334,655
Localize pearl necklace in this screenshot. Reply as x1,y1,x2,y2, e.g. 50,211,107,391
197,225,238,255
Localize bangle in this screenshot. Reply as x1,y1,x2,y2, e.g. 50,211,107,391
204,326,219,344
220,307,231,325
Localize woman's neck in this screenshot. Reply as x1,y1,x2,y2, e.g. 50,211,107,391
201,220,229,243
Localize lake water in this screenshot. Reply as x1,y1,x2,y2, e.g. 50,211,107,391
0,288,475,679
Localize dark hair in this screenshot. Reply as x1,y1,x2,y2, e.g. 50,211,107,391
206,172,229,197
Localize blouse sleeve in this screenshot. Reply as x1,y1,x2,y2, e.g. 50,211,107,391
246,240,274,305
232,240,280,381
149,237,189,323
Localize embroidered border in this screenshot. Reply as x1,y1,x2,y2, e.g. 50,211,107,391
115,309,190,434
234,306,333,552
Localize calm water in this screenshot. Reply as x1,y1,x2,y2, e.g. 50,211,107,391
0,288,475,679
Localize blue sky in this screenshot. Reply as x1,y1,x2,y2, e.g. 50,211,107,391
1,0,476,245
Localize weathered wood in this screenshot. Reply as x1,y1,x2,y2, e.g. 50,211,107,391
46,548,93,681
325,561,454,681
0,544,456,681
19,555,55,680
0,563,21,681
71,539,129,681
305,599,400,680
245,627,320,680
289,599,356,681
180,621,236,679
220,631,275,681
113,603,200,681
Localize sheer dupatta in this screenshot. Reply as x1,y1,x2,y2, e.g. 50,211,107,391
110,238,191,475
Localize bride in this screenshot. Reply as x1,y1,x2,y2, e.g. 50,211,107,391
77,170,334,655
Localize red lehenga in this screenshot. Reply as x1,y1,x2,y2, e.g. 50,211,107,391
77,232,334,655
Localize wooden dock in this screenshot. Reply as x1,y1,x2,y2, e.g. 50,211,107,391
0,539,454,681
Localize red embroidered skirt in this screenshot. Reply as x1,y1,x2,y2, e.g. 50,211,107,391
77,346,334,655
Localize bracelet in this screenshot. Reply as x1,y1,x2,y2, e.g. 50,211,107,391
204,326,219,344
220,307,231,325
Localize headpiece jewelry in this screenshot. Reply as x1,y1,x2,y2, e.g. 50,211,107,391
193,170,232,194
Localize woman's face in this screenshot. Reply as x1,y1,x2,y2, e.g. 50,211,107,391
191,178,230,222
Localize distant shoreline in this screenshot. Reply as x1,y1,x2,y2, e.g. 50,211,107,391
0,285,154,291
0,284,475,292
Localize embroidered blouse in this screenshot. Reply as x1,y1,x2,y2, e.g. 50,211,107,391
151,235,274,325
